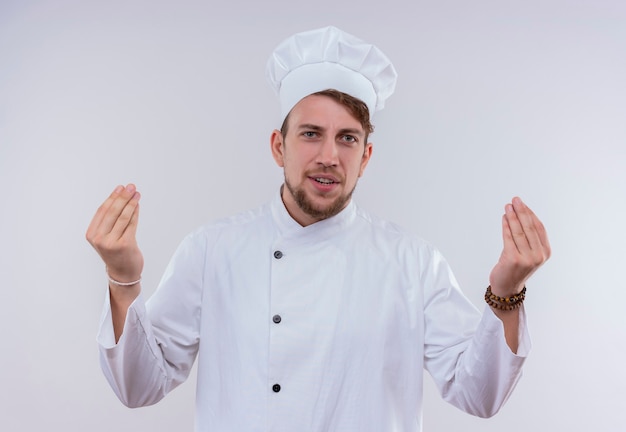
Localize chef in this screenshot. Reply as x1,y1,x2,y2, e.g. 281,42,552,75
87,26,550,431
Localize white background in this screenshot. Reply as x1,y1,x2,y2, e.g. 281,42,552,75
1,0,624,430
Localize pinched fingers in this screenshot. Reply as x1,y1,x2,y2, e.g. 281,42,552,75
86,184,141,248
491,197,550,296
503,197,550,266
86,185,123,241
100,184,139,236
110,190,141,241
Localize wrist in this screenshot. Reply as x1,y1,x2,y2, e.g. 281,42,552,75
489,282,525,298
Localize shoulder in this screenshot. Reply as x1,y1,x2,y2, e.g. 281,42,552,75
353,205,427,244
352,205,440,259
349,205,454,285
184,201,274,245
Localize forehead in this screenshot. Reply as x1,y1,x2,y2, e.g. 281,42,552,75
287,95,364,133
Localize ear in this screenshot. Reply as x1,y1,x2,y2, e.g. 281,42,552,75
270,129,285,168
358,142,373,177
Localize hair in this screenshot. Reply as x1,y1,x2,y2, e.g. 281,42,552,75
280,89,375,143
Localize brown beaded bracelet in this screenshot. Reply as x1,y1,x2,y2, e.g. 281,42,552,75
486,285,526,303
485,285,526,310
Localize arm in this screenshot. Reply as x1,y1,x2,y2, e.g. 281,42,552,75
86,183,144,343
87,184,201,407
489,197,551,353
423,197,550,417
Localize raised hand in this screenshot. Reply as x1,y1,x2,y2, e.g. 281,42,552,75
86,184,144,285
489,197,551,298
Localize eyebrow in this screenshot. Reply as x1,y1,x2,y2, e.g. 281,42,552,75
338,128,365,137
297,124,365,137
297,123,324,132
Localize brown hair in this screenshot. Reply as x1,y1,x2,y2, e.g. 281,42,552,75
280,89,374,143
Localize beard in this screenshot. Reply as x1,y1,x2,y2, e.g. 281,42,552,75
284,174,356,222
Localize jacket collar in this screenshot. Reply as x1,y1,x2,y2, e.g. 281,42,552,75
270,186,356,242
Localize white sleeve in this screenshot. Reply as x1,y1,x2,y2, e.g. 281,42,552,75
422,247,530,418
440,306,529,418
96,232,205,407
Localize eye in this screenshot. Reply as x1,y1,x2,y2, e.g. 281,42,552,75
341,135,357,143
303,131,318,138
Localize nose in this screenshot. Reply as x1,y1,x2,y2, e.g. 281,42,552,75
316,136,338,167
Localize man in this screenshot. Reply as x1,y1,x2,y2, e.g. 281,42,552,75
86,27,550,431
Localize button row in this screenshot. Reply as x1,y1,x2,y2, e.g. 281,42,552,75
272,250,284,395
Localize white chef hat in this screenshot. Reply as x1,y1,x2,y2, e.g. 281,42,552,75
266,26,397,120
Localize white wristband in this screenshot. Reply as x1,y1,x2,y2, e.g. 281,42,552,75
106,268,141,286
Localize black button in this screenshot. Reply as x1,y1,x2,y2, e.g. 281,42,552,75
273,250,283,259
272,314,281,324
272,384,281,393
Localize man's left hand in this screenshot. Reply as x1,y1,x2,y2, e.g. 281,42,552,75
489,197,551,298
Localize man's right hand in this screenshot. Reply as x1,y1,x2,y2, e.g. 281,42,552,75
87,184,144,342
86,184,144,286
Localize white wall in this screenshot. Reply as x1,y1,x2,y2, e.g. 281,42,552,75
1,0,624,430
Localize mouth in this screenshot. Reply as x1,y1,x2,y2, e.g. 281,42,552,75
308,172,341,185
313,177,337,185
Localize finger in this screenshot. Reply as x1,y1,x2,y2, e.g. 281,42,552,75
534,217,551,257
501,213,520,255
121,192,141,240
86,185,124,242
511,197,543,253
504,202,531,253
123,196,141,238
110,191,141,241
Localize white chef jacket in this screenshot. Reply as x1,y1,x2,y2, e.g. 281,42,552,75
98,191,530,432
